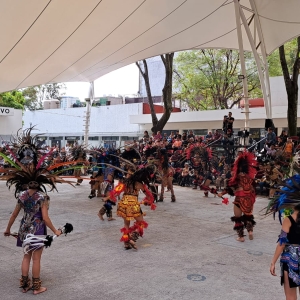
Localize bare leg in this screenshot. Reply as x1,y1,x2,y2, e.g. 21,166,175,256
21,252,32,277
283,271,297,300
233,205,245,242
168,178,176,202
32,248,47,295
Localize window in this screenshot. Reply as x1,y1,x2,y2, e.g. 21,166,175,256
88,136,99,141
102,136,119,141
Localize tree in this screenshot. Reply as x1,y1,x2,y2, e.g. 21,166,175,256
136,53,174,134
174,49,261,111
0,90,25,109
278,37,300,136
21,83,66,110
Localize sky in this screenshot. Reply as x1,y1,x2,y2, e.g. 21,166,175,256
63,63,139,100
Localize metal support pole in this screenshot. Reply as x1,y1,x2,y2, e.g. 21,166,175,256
249,0,272,119
234,0,250,132
83,81,94,147
83,98,91,147
239,8,270,119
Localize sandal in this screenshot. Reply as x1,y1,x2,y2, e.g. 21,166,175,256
20,276,31,293
124,242,132,250
130,232,140,242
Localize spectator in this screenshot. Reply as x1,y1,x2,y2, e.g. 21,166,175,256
205,131,213,142
227,112,235,131
174,130,181,139
283,138,294,159
265,127,277,146
275,137,285,148
168,131,175,139
265,144,277,159
213,129,222,141
279,130,288,143
143,131,149,140
172,136,182,150
187,130,195,140
154,131,162,140
222,115,228,133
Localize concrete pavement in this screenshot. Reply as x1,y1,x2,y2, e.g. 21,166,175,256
0,181,283,300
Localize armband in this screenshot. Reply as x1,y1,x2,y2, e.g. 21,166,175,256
277,230,289,245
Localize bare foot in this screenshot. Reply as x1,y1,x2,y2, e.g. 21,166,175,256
236,237,245,242
33,287,47,295
108,218,115,221
97,213,104,221
248,231,253,240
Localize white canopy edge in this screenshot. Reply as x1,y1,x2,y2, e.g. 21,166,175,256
0,0,300,93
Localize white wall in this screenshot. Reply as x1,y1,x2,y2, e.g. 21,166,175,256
269,76,297,106
23,103,143,136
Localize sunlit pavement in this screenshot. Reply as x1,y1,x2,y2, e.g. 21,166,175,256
0,180,282,300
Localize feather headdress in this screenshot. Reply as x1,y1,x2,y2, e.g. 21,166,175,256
0,127,73,197
229,150,257,186
265,174,300,223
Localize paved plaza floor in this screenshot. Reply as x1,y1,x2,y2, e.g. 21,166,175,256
0,180,283,300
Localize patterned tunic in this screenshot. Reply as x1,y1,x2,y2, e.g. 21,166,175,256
16,191,48,247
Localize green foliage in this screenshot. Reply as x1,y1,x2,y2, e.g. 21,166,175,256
174,49,261,111
268,39,298,77
21,83,66,110
0,90,25,109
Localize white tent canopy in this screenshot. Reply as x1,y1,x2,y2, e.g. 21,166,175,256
1,0,300,94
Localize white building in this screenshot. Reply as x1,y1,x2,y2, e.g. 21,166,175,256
23,104,143,148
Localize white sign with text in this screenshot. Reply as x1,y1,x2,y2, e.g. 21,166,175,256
0,107,14,116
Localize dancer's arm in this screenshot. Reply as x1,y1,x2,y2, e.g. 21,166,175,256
270,217,291,276
41,205,61,236
4,204,21,236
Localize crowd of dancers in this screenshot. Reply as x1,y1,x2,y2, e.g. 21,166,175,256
1,126,300,299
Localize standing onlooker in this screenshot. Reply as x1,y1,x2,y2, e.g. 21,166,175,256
227,112,235,131
174,130,181,139
266,127,277,146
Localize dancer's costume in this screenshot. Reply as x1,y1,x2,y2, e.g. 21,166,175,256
225,151,257,238
109,166,156,250
70,145,88,185
188,145,218,197
266,174,300,287
0,127,72,292
157,149,176,202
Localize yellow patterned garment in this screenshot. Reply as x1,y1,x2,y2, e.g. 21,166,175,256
117,194,142,220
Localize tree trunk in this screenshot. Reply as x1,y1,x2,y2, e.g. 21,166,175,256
279,37,300,136
136,53,174,134
287,91,298,136
135,61,158,129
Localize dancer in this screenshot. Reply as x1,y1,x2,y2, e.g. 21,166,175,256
1,127,71,294
220,150,257,242
97,166,116,221
109,166,156,250
268,175,300,299
70,144,89,186
157,149,176,202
